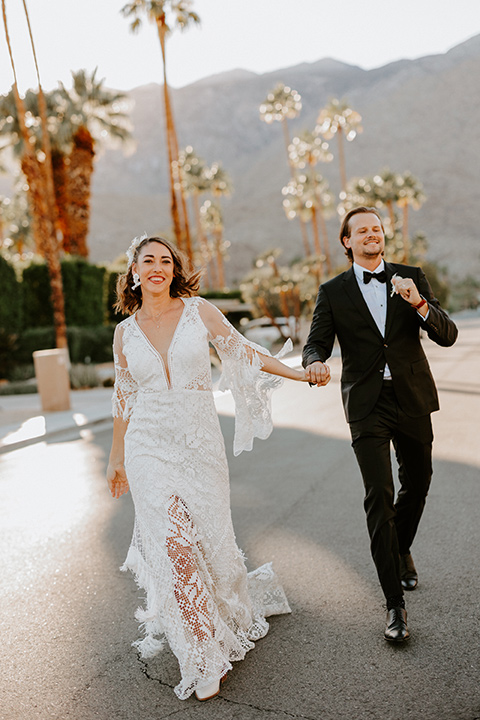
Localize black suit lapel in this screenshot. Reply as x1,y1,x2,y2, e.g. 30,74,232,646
385,262,401,337
342,267,384,339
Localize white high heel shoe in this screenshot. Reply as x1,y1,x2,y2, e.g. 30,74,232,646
194,678,221,701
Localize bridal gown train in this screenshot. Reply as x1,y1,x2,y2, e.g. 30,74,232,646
112,296,291,699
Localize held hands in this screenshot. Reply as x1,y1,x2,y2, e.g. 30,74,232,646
304,361,331,386
107,461,130,499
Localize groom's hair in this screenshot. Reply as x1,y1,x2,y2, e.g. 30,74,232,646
339,206,385,263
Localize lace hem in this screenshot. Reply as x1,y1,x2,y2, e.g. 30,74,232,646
121,548,290,700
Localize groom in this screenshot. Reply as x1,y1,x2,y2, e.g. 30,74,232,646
302,206,457,642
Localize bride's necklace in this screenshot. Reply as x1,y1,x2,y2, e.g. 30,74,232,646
140,304,172,329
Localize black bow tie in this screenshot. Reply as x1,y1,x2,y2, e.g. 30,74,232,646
363,270,387,284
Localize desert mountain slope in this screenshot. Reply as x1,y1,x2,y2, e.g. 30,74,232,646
79,35,480,279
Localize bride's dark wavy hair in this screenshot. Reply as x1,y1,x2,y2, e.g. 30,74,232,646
114,236,202,315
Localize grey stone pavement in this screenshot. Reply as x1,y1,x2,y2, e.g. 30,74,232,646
0,313,479,720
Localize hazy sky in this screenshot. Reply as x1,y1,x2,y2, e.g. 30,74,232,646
1,0,480,95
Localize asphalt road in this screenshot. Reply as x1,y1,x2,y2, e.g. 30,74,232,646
1,317,479,720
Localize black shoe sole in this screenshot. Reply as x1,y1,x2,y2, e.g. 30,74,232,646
384,634,410,643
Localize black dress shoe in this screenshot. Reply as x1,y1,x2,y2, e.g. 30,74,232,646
384,606,410,642
400,553,418,590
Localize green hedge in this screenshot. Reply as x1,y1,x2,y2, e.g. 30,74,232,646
22,258,106,329
16,325,116,364
0,255,22,334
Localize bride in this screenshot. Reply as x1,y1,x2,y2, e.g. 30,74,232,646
106,234,329,701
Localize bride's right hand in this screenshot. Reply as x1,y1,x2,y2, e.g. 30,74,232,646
304,361,331,386
107,462,130,499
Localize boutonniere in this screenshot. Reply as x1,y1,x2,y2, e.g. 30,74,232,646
390,273,401,298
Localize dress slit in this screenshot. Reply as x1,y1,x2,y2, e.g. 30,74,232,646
166,495,215,643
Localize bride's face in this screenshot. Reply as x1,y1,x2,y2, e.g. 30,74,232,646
133,242,175,294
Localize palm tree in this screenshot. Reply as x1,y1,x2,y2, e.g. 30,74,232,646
316,98,362,193
259,83,302,159
206,162,232,287
200,199,228,289
176,145,212,285
0,72,132,258
56,69,132,256
0,174,33,258
341,169,402,229
2,0,67,348
121,0,199,260
208,162,233,200
340,169,426,262
282,173,334,274
396,171,425,262
259,84,308,253
289,130,334,270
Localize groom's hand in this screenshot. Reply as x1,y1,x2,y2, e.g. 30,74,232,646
305,361,331,387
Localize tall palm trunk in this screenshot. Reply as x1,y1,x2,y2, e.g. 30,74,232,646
156,18,192,260
156,18,182,247
336,127,347,192
318,207,332,272
192,191,210,289
282,117,310,257
299,220,311,256
65,126,94,257
401,204,410,263
310,162,332,272
2,0,67,348
166,91,192,261
310,206,323,257
213,227,225,289
385,200,396,232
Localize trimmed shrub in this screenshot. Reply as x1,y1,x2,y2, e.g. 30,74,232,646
15,327,56,363
16,324,116,365
62,258,106,326
66,325,115,363
22,258,106,329
21,263,53,327
0,255,22,333
0,329,20,380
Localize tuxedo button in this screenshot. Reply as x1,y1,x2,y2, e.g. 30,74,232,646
384,343,388,348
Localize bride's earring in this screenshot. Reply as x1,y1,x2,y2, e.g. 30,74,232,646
132,272,141,290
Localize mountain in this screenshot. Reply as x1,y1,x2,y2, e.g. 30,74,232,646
25,37,480,279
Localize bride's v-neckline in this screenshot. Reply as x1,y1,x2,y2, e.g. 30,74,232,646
134,298,187,388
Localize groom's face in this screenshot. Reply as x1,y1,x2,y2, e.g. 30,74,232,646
343,212,385,263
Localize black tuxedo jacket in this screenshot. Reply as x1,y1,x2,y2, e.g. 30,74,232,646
302,262,458,423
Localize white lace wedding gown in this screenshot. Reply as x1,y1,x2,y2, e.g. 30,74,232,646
112,296,291,700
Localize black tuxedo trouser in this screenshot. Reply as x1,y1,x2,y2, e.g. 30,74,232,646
349,383,433,600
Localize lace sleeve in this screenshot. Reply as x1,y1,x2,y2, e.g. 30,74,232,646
198,299,292,456
112,324,138,421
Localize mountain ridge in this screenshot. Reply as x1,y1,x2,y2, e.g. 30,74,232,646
3,37,479,281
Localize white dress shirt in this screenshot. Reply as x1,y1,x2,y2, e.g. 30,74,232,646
353,260,392,379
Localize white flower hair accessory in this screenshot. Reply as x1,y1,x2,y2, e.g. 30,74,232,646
126,232,148,268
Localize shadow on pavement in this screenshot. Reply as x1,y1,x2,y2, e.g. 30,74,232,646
1,417,479,720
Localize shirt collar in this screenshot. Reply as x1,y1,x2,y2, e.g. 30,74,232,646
353,259,385,285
